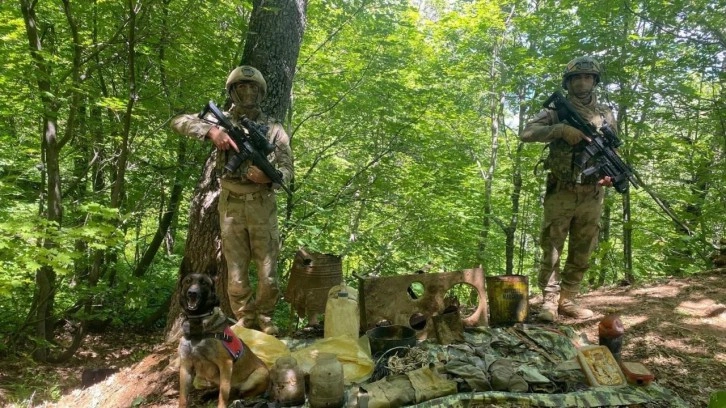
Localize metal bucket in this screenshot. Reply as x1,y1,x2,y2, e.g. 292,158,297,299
366,325,417,358
285,249,342,316
486,275,528,326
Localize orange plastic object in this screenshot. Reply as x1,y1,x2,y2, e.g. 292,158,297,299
620,361,655,386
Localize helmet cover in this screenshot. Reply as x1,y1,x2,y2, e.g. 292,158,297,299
226,65,267,100
562,56,601,89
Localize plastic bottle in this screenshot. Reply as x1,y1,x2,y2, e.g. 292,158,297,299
324,285,360,339
598,314,625,362
308,352,345,408
270,355,306,407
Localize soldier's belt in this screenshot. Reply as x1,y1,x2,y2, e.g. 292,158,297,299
221,179,267,193
221,179,272,201
228,190,271,201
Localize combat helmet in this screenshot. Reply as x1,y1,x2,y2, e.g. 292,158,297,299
226,65,267,100
562,56,601,89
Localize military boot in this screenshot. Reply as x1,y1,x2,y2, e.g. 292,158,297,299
238,312,258,330
258,315,279,336
558,290,594,319
537,291,559,322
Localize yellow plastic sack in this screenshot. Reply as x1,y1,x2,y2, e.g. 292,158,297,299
232,325,291,367
291,335,374,384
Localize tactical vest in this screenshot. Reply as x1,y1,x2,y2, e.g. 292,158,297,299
544,98,615,184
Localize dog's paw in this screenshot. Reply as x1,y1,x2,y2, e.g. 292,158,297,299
229,398,271,408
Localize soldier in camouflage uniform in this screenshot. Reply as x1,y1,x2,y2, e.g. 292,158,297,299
520,56,615,322
171,66,294,335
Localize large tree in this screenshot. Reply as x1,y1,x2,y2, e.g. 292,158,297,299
165,0,308,337
4,1,725,367
19,0,66,362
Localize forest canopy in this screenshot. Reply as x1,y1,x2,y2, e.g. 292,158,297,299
0,0,723,360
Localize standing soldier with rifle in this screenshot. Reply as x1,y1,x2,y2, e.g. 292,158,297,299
171,66,294,335
520,56,618,322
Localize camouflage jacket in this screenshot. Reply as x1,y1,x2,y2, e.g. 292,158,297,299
520,93,617,185
170,104,294,189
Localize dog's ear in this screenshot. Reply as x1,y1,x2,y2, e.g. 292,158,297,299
197,273,220,308
205,268,220,290
205,281,221,309
210,292,221,308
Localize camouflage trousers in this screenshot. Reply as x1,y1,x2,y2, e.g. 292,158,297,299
537,180,603,294
218,184,280,322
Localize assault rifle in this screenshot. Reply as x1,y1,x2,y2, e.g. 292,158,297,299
198,101,291,196
543,90,638,194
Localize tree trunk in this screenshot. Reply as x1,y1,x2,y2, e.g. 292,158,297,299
21,0,65,362
165,0,309,339
622,192,634,283
242,0,308,121
110,0,137,210
507,139,524,275
133,138,187,277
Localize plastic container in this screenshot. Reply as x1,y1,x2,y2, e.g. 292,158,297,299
270,355,306,406
308,352,345,408
324,285,360,340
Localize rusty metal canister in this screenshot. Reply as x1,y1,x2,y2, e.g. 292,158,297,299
285,249,343,318
485,275,529,326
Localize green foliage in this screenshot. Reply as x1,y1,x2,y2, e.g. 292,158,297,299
0,0,724,368
2,363,63,405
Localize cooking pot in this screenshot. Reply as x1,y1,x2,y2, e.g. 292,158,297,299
366,325,417,358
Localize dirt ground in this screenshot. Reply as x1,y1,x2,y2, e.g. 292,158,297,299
1,268,724,408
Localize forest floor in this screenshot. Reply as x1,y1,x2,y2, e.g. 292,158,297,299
1,268,724,408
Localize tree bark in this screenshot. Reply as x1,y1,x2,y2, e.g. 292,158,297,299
622,192,634,283
21,0,66,362
242,0,308,121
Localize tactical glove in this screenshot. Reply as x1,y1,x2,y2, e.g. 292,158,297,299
554,124,587,145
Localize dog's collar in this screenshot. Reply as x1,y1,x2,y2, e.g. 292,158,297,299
182,307,227,339
181,310,215,320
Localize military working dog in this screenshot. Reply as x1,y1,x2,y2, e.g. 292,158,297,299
178,273,269,408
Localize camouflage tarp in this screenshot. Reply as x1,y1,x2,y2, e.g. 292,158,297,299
360,325,687,407
275,324,687,407
411,383,686,407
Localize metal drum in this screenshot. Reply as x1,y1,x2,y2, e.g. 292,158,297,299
285,248,342,318
486,275,529,326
